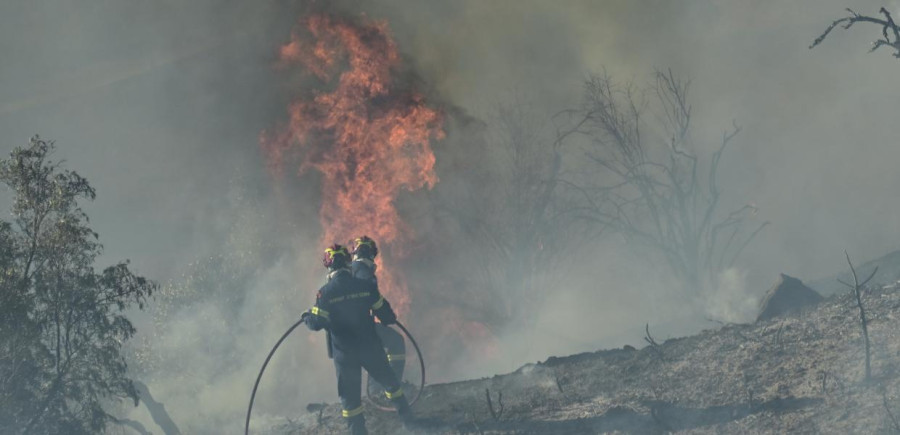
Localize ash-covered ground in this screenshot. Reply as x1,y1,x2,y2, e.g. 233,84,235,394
273,280,900,434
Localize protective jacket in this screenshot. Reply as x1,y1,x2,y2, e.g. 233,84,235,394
306,268,396,353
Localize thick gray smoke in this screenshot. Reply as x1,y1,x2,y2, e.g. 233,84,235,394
2,0,899,432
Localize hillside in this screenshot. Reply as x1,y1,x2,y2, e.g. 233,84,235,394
271,281,900,434
809,250,900,296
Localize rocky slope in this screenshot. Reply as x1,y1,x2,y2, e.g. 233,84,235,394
272,281,900,434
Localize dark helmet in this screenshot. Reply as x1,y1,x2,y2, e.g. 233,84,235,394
323,244,351,269
351,235,378,259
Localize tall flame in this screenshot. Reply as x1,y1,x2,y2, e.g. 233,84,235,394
261,14,444,314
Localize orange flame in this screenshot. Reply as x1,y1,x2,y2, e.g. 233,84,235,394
261,14,444,315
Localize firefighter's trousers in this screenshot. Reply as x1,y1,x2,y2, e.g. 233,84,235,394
334,342,410,435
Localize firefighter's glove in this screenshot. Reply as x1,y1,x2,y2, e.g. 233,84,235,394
379,314,397,326
304,308,330,331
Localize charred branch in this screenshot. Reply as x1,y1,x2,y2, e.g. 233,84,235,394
811,8,900,58
644,323,665,360
837,252,876,382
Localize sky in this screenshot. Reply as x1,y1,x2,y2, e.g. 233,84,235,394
2,0,899,432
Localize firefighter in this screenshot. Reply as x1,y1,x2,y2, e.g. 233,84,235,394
349,236,407,396
305,244,412,435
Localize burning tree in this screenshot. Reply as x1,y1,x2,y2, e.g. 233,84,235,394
563,70,768,296
0,137,155,434
261,14,444,314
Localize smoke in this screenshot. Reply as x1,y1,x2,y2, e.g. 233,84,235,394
706,268,759,324
4,0,900,432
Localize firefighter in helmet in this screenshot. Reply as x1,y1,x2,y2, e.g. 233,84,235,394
349,236,407,396
305,244,412,435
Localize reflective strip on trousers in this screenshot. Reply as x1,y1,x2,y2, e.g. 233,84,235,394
342,406,364,418
384,388,403,399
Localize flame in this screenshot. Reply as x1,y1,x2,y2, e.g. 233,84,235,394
261,14,444,315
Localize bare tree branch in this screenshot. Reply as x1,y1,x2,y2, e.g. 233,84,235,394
844,251,873,382
562,71,764,295
644,323,665,361
811,8,900,58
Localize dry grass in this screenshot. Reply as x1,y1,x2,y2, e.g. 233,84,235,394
274,282,900,434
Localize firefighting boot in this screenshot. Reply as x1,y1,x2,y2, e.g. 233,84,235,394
387,388,414,427
345,413,368,435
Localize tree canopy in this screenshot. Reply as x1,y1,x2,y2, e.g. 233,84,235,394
0,136,156,434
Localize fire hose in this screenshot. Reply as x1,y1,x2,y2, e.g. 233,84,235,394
244,315,425,435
